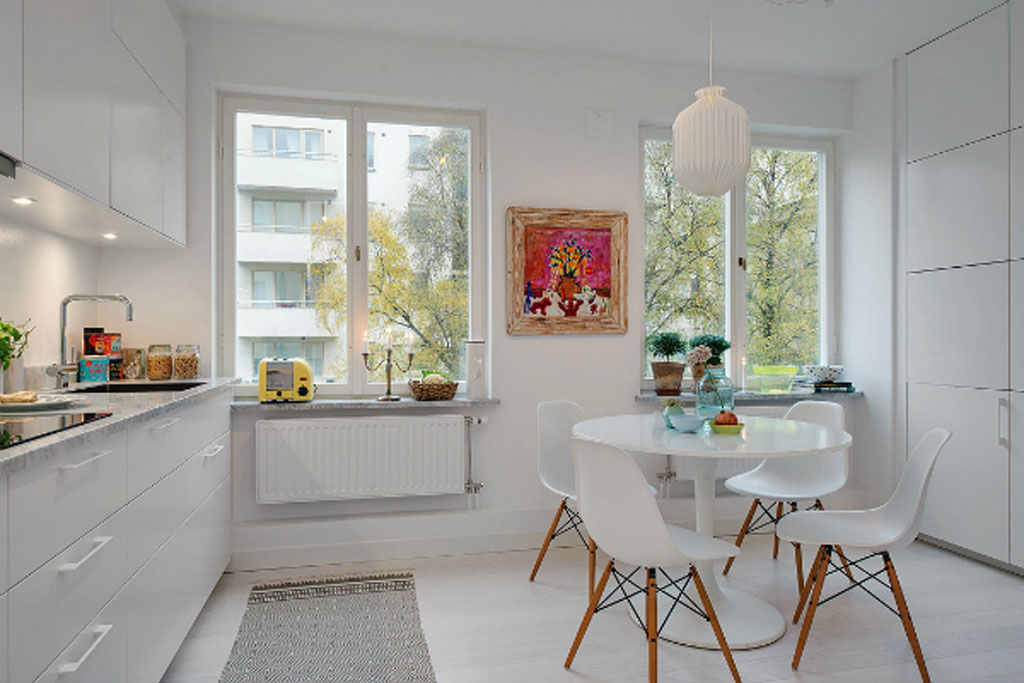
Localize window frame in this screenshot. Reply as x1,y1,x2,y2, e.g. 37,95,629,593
638,128,837,390
220,94,487,396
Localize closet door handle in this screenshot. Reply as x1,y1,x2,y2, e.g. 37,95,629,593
998,397,1010,448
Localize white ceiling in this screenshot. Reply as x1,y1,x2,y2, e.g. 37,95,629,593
173,0,1002,79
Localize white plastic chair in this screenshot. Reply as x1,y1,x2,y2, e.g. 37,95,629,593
530,400,598,593
777,428,952,683
564,438,742,683
723,400,852,589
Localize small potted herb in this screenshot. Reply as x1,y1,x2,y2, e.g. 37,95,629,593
647,332,687,396
0,318,33,394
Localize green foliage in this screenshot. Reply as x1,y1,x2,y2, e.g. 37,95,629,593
646,331,686,361
405,128,469,275
643,139,725,372
0,318,32,371
688,334,730,366
745,149,820,366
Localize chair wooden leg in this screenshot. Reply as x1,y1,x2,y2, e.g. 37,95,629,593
813,500,855,582
724,497,759,575
529,499,565,582
773,501,784,559
646,567,658,683
565,560,614,669
793,545,831,669
884,553,931,683
588,538,597,597
691,566,742,683
793,545,825,624
790,502,803,593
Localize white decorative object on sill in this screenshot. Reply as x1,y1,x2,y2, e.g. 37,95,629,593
671,1,750,197
465,340,486,400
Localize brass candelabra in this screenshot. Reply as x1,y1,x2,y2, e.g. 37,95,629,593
363,348,415,401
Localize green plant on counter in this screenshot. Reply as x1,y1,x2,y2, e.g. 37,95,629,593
688,334,730,366
0,318,33,371
646,332,687,361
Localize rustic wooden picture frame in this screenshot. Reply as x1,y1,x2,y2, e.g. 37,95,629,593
506,206,628,335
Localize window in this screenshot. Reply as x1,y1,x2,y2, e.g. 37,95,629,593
226,99,485,395
641,131,833,386
408,134,429,168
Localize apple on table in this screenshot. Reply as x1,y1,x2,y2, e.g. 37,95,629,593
714,411,738,425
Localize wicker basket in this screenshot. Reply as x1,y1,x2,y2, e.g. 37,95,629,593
408,379,459,401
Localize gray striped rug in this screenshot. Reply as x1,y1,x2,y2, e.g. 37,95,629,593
219,572,437,682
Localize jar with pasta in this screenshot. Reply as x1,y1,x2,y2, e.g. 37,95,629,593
147,344,173,380
174,344,200,380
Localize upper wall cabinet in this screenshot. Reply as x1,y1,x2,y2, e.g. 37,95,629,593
24,0,113,205
158,1,186,115
907,4,1009,162
908,133,1009,271
1012,0,1024,127
162,98,186,244
1013,129,1024,259
907,263,1009,390
112,0,161,82
0,0,22,160
111,39,164,233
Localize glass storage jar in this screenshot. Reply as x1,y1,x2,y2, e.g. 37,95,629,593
174,344,200,379
695,367,735,419
147,344,173,380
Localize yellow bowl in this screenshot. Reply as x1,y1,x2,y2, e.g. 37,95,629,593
709,422,744,434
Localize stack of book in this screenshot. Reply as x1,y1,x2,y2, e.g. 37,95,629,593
814,381,855,393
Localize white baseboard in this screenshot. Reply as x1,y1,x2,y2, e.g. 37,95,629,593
228,486,870,572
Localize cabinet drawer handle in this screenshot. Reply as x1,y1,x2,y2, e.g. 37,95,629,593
58,536,113,574
202,444,225,460
150,417,181,432
59,450,112,473
57,624,113,674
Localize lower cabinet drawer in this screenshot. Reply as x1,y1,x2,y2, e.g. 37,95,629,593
34,594,126,683
9,430,127,585
125,478,230,683
1,592,8,683
10,511,128,683
194,431,230,505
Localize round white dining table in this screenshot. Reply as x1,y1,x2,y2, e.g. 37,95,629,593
572,412,852,650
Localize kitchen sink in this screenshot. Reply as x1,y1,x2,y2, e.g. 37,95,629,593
68,381,206,393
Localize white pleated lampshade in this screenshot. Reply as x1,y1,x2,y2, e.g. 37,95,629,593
672,86,751,197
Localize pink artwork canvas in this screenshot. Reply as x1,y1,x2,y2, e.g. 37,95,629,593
522,227,612,319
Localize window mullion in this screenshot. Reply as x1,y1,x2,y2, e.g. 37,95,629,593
349,107,369,394
728,181,748,386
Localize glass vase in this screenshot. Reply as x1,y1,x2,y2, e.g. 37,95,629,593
696,368,735,419
662,402,686,429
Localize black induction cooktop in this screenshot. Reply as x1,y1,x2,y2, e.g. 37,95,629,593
0,412,113,451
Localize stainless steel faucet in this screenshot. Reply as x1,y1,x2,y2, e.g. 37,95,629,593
48,294,134,388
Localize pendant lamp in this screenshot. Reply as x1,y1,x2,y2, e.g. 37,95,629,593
672,2,750,197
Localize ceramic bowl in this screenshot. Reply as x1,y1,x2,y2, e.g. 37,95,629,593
669,413,707,433
803,365,844,382
709,422,744,435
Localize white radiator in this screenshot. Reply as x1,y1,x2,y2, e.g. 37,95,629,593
256,416,467,503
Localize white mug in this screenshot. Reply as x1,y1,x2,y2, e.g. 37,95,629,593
466,340,486,400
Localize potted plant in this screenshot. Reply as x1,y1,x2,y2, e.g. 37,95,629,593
688,334,731,367
0,318,33,394
647,332,687,396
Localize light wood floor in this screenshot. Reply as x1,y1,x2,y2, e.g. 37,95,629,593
162,534,1024,682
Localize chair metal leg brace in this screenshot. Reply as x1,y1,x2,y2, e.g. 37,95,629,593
791,545,931,682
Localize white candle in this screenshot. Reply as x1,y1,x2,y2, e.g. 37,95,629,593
406,332,414,354
386,326,393,351
741,355,747,392
361,333,369,355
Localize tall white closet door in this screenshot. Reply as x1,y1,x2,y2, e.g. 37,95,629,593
907,264,1009,389
1012,0,1024,128
1013,130,1024,259
907,4,1008,161
908,134,1009,271
1014,261,1024,392
910,384,1010,562
1012,393,1024,566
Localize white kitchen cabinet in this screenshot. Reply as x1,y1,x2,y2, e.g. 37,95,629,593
111,0,161,82
24,0,113,204
111,38,164,232
910,383,1010,562
0,476,7,595
1011,393,1024,566
0,594,7,683
162,97,187,244
908,134,1009,271
158,0,187,115
907,263,1009,390
1012,130,1024,259
34,597,126,683
1015,262,1024,393
907,4,1008,161
0,0,22,159
1012,0,1024,127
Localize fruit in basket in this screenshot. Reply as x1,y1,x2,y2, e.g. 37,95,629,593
423,373,448,384
714,411,738,425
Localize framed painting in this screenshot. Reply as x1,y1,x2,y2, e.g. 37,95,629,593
506,206,628,335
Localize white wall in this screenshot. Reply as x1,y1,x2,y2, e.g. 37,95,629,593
0,224,98,381
837,62,898,505
99,17,857,565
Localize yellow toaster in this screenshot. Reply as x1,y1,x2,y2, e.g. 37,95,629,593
258,358,314,402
